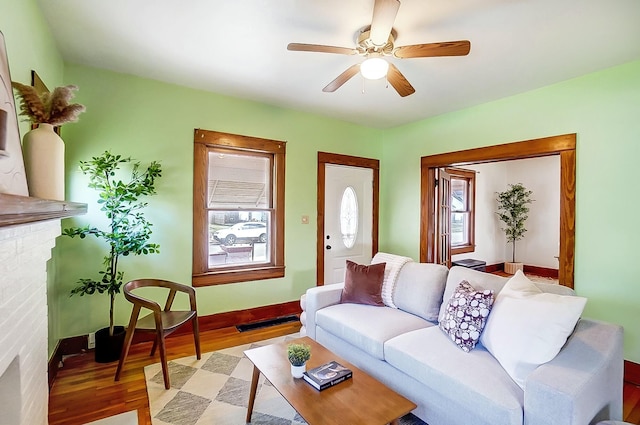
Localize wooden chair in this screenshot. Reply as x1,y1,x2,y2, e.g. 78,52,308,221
114,279,201,389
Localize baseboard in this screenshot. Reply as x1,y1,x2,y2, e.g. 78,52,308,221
523,265,558,279
484,263,558,278
48,340,61,389
48,334,87,389
49,300,302,384
485,263,503,273
625,360,640,386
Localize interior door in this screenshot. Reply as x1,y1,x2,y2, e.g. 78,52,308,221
436,168,452,267
323,164,373,285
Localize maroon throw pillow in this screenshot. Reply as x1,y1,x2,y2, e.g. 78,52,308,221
340,260,386,306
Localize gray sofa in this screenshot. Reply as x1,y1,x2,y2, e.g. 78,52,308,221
301,264,623,425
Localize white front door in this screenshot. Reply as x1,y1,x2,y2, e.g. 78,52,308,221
323,164,373,285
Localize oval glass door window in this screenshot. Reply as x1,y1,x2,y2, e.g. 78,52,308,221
340,186,358,248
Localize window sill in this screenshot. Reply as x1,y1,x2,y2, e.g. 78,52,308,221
451,245,475,255
193,265,285,287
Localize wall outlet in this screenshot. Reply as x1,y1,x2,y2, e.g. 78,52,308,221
87,332,96,349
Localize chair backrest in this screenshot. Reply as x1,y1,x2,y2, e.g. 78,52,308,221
123,279,197,313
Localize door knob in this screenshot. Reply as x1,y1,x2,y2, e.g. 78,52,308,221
326,245,332,250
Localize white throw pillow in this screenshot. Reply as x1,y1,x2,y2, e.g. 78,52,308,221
480,270,587,389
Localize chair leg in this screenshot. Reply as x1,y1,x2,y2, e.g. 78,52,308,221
157,329,170,389
192,316,201,360
150,336,158,357
115,308,140,382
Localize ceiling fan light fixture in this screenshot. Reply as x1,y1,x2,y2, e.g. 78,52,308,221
360,57,389,80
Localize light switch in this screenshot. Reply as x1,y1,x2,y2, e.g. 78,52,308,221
301,215,309,224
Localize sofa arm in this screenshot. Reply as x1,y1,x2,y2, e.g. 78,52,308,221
524,319,623,425
303,283,344,340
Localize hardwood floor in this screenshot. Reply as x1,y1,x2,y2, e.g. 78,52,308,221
49,321,640,424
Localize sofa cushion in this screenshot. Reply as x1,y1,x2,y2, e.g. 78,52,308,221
371,252,413,308
315,303,431,360
393,262,448,322
439,280,494,352
439,266,508,323
438,266,577,323
385,327,524,424
480,270,587,389
340,260,385,306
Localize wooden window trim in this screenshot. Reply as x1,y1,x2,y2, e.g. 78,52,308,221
446,167,476,255
192,129,286,286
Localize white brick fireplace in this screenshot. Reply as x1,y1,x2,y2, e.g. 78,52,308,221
0,220,61,425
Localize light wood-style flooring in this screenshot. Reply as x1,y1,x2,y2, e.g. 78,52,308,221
49,322,640,424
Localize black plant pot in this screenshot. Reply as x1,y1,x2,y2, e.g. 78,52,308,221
94,325,126,363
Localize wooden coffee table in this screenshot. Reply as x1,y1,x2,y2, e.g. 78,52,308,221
244,336,417,425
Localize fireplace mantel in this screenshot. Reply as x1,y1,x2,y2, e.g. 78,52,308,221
0,193,87,227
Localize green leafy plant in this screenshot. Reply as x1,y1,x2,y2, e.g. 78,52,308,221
63,151,162,336
496,183,534,263
287,343,311,366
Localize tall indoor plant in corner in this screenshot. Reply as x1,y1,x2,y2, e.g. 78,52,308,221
496,183,534,275
64,151,162,362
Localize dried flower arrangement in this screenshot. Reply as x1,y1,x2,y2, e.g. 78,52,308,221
11,82,86,126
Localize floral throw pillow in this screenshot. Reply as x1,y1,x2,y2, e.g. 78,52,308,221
439,280,494,352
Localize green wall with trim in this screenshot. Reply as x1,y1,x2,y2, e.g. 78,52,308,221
54,64,382,341
379,60,640,362
2,0,640,364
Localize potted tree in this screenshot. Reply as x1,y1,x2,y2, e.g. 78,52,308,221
496,183,534,275
63,151,162,362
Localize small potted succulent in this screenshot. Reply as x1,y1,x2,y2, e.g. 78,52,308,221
287,343,311,378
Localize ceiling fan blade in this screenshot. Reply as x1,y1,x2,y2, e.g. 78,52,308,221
394,40,471,58
370,0,400,46
387,63,415,97
287,43,358,55
322,64,361,92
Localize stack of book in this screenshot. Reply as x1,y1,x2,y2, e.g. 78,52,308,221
303,360,352,391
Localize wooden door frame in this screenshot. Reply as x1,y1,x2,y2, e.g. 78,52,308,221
317,152,380,286
420,133,576,288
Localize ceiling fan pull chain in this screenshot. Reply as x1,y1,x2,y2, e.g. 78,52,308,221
362,76,366,94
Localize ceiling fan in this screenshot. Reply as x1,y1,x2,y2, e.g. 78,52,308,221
287,0,471,97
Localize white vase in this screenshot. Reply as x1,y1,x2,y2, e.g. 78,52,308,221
290,363,306,378
22,123,65,200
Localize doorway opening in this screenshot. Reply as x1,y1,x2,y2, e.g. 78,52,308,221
420,134,576,288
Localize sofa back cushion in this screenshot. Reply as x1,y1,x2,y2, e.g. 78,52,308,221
394,262,449,322
438,266,576,323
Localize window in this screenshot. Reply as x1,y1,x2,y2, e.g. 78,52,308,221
340,186,358,248
447,167,475,255
193,129,285,286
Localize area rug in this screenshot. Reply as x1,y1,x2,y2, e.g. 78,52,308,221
144,333,427,425
85,410,138,425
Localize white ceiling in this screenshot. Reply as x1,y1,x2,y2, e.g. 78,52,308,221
37,0,640,128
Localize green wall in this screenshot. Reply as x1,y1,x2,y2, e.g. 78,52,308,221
54,64,382,340
380,60,640,362
1,0,65,356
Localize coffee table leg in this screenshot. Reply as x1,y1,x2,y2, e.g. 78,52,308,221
246,365,260,423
